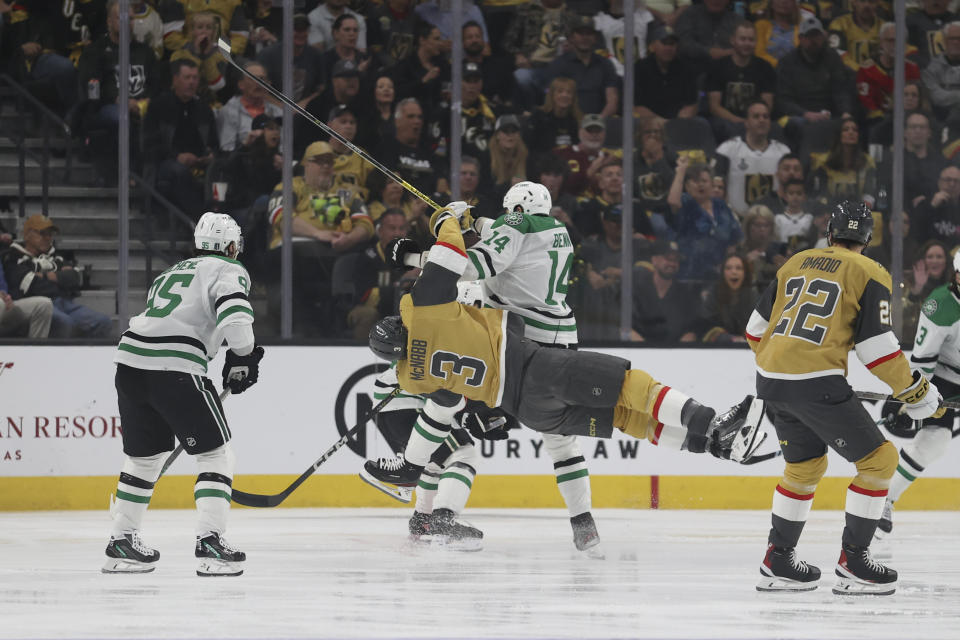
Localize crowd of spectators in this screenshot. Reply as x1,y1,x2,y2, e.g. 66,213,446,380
1,0,958,344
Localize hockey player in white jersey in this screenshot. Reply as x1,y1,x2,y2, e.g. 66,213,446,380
104,212,264,577
365,182,604,557
875,250,960,540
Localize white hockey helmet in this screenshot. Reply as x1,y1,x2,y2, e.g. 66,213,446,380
456,280,485,308
953,247,960,275
502,181,552,216
194,212,243,255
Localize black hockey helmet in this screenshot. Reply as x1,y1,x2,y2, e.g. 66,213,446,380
369,316,408,361
827,199,873,246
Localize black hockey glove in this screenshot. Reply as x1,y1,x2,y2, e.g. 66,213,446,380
386,237,421,269
460,406,517,441
879,398,919,439
222,345,264,394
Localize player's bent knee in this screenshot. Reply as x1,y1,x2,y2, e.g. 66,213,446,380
445,442,480,470
909,426,953,466
194,444,235,478
783,454,828,492
541,433,582,461
122,451,168,484
855,441,898,481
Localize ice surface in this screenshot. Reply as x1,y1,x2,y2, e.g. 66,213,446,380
1,508,957,640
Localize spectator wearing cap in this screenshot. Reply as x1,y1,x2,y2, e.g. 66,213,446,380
633,25,699,120
308,0,367,52
372,98,442,199
463,20,516,110
367,0,419,69
487,114,531,204
320,13,374,85
594,0,656,77
667,155,743,282
217,60,283,153
545,14,619,117
325,105,373,202
159,0,249,56
753,1,805,67
630,239,700,343
827,0,881,71
922,22,960,125
776,15,855,129
437,62,497,162
1,214,111,339
298,59,364,159
219,113,282,235
574,203,651,340
503,0,578,111
257,14,326,105
265,141,373,335
527,76,582,154
674,0,740,66
556,113,620,197
394,22,450,119
706,20,777,142
574,158,653,240
415,0,489,46
143,58,218,219
713,100,790,216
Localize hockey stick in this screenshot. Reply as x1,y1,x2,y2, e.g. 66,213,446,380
231,387,401,508
158,388,231,477
855,390,960,410
216,37,439,209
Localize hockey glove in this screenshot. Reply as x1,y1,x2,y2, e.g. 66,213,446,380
896,371,946,421
879,398,919,438
386,237,421,269
429,201,474,237
459,406,517,441
222,345,264,394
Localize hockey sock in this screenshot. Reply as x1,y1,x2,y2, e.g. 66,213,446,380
404,399,463,467
194,445,234,536
110,452,166,537
769,483,815,548
843,442,897,547
433,461,477,514
889,427,951,503
542,434,591,517
414,463,441,514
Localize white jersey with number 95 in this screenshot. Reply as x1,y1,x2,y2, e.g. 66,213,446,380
115,255,254,375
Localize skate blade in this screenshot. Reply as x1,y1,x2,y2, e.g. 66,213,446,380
578,542,606,560
832,575,896,596
731,399,766,462
419,534,483,552
102,558,156,574
358,469,414,503
756,575,818,592
197,558,244,577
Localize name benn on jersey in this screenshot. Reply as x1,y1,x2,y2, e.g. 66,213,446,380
799,256,842,273
409,339,428,380
552,232,571,248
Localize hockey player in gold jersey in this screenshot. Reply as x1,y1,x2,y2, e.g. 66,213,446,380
746,200,945,596
361,202,767,529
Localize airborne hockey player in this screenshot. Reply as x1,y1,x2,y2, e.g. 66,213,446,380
361,201,766,537
104,212,264,577
746,200,945,596
874,249,960,540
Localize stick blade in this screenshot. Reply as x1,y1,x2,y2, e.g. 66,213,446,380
217,37,232,56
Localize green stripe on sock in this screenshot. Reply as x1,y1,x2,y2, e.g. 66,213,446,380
896,464,916,482
556,469,590,484
440,471,473,488
116,489,151,504
418,480,439,490
414,421,448,443
194,488,232,502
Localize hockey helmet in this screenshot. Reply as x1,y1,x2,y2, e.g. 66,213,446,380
502,181,552,216
827,200,873,246
456,280,485,308
953,247,960,275
369,315,408,361
195,212,243,255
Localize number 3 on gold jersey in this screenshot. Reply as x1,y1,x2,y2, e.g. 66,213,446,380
431,350,487,387
772,276,841,345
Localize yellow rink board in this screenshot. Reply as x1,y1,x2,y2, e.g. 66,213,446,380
2,475,958,511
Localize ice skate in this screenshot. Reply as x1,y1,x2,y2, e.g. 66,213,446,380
833,544,897,595
708,395,766,462
873,499,893,541
571,512,604,559
421,507,483,552
408,510,431,542
196,532,245,577
102,532,159,574
359,456,417,503
757,543,821,592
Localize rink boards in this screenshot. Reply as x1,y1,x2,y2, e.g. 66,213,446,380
0,345,957,511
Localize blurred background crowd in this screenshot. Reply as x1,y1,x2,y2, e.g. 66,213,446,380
0,0,954,345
